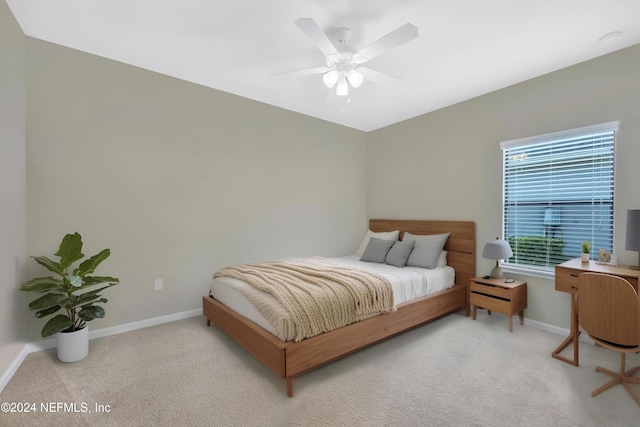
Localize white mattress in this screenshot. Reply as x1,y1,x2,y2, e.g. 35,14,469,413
209,255,455,340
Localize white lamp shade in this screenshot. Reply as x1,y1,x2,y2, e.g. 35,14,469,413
482,239,513,260
346,69,363,88
322,70,340,88
482,239,513,279
626,209,640,251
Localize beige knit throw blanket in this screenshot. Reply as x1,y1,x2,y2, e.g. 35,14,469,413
213,258,395,342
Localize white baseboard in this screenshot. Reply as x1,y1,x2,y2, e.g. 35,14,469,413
479,312,594,345
0,308,202,393
524,317,594,345
0,342,30,394
26,308,203,353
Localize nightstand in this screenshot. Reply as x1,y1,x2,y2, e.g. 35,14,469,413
470,277,527,332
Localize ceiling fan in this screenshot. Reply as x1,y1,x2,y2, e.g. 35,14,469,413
277,18,419,98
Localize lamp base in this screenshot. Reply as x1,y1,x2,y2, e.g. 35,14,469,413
630,252,640,270
489,265,505,279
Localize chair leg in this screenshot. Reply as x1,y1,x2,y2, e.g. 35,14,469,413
622,364,640,406
621,380,640,406
626,365,640,377
592,353,640,406
591,374,623,397
595,366,618,378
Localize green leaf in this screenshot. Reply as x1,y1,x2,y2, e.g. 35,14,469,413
41,314,73,337
80,297,107,308
74,276,119,291
78,305,105,321
76,249,111,277
70,296,100,309
72,286,111,306
35,305,62,318
55,233,84,269
32,256,65,276
19,277,65,293
83,275,119,284
28,293,66,311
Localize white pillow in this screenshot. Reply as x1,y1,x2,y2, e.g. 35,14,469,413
355,229,400,256
437,250,448,267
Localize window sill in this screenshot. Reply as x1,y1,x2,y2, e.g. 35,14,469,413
501,264,556,280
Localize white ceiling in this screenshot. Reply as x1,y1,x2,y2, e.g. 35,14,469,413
7,0,640,132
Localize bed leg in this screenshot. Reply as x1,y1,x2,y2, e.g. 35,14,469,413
206,318,211,327
286,377,295,397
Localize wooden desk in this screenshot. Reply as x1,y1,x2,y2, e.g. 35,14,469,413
553,258,639,366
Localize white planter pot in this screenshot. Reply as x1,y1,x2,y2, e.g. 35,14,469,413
581,253,590,263
56,326,89,362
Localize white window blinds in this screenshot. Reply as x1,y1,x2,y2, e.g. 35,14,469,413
500,121,618,272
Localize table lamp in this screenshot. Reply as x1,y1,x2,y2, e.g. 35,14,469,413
482,238,513,279
626,209,640,270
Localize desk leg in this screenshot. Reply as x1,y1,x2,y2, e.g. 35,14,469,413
551,293,580,366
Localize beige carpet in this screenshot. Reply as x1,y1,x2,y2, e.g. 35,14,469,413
2,312,639,426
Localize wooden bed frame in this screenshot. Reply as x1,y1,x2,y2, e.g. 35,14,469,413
202,219,476,397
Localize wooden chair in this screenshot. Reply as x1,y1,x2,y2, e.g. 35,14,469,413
578,272,640,405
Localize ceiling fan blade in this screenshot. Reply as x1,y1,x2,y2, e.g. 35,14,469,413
295,18,339,57
358,67,403,85
355,23,418,63
271,66,329,79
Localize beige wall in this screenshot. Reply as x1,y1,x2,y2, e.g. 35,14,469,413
0,0,27,373
24,38,368,340
367,44,640,329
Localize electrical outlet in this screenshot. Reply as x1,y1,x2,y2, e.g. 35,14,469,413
154,279,163,291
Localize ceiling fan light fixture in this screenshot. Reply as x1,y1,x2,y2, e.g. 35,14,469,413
322,70,340,88
346,69,363,88
336,75,349,96
287,18,419,100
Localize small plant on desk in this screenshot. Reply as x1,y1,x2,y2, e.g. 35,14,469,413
581,241,591,262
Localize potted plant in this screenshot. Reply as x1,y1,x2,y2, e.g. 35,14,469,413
20,232,119,362
581,241,592,263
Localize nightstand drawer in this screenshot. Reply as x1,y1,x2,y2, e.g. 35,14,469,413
470,292,510,313
470,282,512,299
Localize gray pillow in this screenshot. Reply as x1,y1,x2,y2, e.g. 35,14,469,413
404,232,450,269
385,240,415,268
360,238,395,263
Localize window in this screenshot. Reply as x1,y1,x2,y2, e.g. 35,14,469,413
500,121,618,275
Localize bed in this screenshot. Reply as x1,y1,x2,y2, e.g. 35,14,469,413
203,219,476,397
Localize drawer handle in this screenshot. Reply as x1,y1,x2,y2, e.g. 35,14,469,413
570,274,579,278
570,285,578,290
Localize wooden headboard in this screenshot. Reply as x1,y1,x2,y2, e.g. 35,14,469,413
369,219,476,288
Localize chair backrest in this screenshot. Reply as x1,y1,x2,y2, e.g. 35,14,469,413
578,272,639,347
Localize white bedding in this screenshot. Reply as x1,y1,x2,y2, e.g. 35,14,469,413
209,255,455,341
